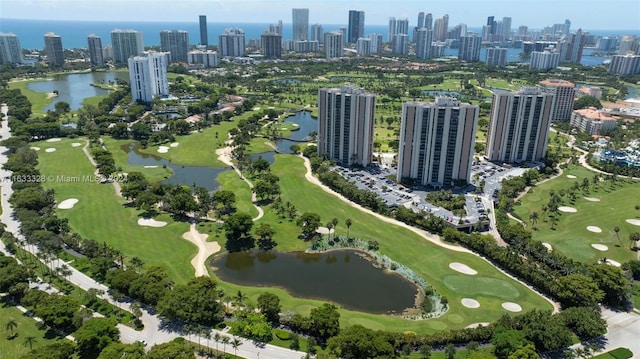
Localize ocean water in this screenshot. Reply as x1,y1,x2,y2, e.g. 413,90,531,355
1,18,637,67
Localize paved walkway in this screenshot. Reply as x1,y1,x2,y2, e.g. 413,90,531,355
81,139,122,197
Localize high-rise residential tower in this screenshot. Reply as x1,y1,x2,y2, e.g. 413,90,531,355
44,32,64,66
417,12,425,29
219,28,245,57
0,33,23,64
559,29,586,63
318,85,376,167
87,34,104,66
292,8,309,41
160,30,189,63
458,34,481,62
311,24,324,43
424,13,433,31
111,29,144,63
128,52,170,103
368,33,383,54
609,54,640,75
324,31,344,59
397,97,478,186
485,47,507,67
199,15,208,46
415,29,433,60
501,17,512,40
348,10,365,43
539,79,575,121
530,51,560,70
261,31,282,58
486,88,554,163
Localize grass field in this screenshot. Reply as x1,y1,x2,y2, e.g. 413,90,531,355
101,137,175,183
513,165,639,264
34,138,196,283
8,80,52,115
0,301,68,359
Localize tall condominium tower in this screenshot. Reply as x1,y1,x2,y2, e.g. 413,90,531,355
128,52,170,103
324,31,344,59
530,51,560,70
458,34,481,62
87,34,104,66
618,36,639,55
311,24,324,43
487,16,496,34
368,33,383,54
292,8,309,41
417,12,425,29
44,32,64,67
501,17,512,40
111,29,144,63
160,30,189,62
318,85,376,167
415,29,433,60
0,33,23,64
433,15,448,42
539,79,575,121
348,10,365,43
397,97,478,186
261,31,282,58
559,29,586,63
356,38,372,56
486,88,554,163
392,34,409,55
199,15,208,46
608,54,640,75
424,13,433,30
388,17,409,42
219,28,245,57
485,47,507,67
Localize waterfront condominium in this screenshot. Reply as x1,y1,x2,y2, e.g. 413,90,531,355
415,28,433,60
111,29,144,63
44,32,64,67
608,54,640,75
530,51,560,70
397,97,478,186
292,8,309,41
347,10,365,43
485,88,554,163
128,52,170,103
324,31,344,59
311,24,324,43
539,79,575,121
219,28,245,57
261,31,282,58
318,85,376,167
87,34,104,66
160,30,189,63
0,33,23,64
458,33,481,62
485,47,507,67
199,15,208,46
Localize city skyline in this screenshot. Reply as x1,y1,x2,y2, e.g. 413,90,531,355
1,0,639,31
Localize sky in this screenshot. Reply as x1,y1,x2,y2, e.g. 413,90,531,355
1,0,639,30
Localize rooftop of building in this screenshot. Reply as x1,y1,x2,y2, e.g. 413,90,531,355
573,107,616,121
539,79,575,87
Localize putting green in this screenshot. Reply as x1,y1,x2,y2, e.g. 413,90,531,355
443,275,520,299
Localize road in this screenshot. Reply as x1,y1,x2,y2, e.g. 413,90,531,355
0,104,305,359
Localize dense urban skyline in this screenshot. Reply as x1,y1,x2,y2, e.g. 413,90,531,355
1,0,639,30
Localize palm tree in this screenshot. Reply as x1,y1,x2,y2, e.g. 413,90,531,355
630,232,640,250
231,336,242,357
529,211,539,227
325,222,333,241
23,336,36,350
345,218,352,240
331,218,338,240
5,319,17,338
221,336,230,354
203,330,211,357
214,332,221,354
234,290,247,307
614,226,621,246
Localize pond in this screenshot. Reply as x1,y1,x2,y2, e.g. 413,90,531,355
27,71,130,112
121,143,228,191
211,249,418,314
251,110,318,163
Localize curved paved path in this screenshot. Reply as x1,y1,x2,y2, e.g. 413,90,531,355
215,144,264,221
82,139,122,197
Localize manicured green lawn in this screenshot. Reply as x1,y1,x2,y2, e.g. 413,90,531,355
209,154,553,334
513,165,639,265
8,79,52,115
101,137,175,183
0,301,68,358
216,170,258,218
34,138,195,283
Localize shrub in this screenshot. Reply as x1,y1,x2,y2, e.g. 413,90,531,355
274,329,291,340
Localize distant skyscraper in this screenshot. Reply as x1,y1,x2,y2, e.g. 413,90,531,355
485,47,507,67
424,13,433,31
618,36,639,55
292,8,309,41
486,88,554,163
160,30,189,62
368,33,383,54
388,17,409,42
311,24,324,44
44,32,64,67
539,79,575,121
219,28,245,57
388,17,397,42
392,34,409,55
128,52,170,102
188,50,218,68
458,34,481,62
415,29,433,60
530,51,560,70
398,97,478,186
487,16,496,34
348,10,365,43
356,38,372,56
0,33,23,64
261,31,282,58
433,15,449,42
324,31,344,59
199,15,208,46
111,29,144,63
417,12,425,29
560,28,586,63
564,19,571,36
609,54,640,75
318,85,376,166
87,34,104,66
502,17,512,40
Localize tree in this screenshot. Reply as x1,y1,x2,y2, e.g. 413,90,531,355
157,276,224,326
74,318,120,359
290,144,301,154
556,273,604,308
5,318,17,338
23,335,37,350
345,218,352,239
257,292,281,324
419,344,432,359
19,341,76,359
221,336,230,354
613,226,621,246
327,325,394,359
629,232,640,250
445,343,456,359
223,212,254,251
492,329,530,358
309,303,340,342
147,340,195,359
297,212,321,239
573,95,602,110
233,311,272,342
54,101,71,114
255,223,277,250
231,337,242,357
507,344,539,359
97,343,146,359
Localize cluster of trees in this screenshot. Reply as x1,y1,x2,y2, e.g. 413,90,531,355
424,190,467,215
316,169,389,215
394,206,447,234
222,212,278,251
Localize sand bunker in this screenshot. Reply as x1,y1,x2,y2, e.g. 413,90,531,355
170,142,179,148
46,138,62,142
625,219,640,226
57,198,78,209
71,142,82,147
461,298,480,308
143,165,158,168
502,302,522,312
316,226,335,234
45,148,56,153
449,262,478,275
157,146,169,153
591,244,608,251
603,259,621,267
138,218,167,227
558,206,577,213
30,147,40,151
584,197,601,202
182,223,221,277
542,243,553,252
566,175,577,179
587,226,602,233
465,322,491,329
